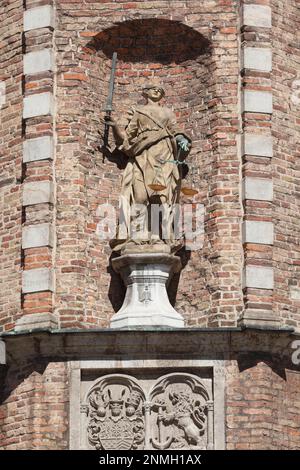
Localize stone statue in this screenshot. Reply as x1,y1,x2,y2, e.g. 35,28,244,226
106,84,192,253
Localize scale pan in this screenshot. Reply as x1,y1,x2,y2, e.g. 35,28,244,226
148,184,167,192
181,187,198,196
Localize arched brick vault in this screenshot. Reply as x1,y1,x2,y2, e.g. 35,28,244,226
82,19,212,313
90,19,211,64
86,18,212,139
69,19,216,322
55,8,243,328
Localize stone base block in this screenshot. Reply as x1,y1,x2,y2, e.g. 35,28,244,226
238,309,281,329
0,340,6,365
110,252,184,329
15,313,58,332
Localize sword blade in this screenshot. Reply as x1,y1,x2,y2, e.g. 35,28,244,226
103,52,118,151
105,52,118,113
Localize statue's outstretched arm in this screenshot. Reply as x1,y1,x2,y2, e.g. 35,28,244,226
105,116,125,146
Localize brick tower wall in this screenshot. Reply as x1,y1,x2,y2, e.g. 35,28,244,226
0,0,23,332
1,1,299,332
0,0,300,451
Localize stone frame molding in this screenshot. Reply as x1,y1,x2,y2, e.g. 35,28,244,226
238,1,276,328
69,359,225,450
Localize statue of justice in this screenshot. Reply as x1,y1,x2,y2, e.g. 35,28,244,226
104,77,193,253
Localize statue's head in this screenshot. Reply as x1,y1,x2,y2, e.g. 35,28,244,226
142,85,165,102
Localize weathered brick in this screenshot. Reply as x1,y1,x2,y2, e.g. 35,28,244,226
0,0,300,452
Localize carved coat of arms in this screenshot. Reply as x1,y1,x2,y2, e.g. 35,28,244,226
87,385,145,450
83,373,213,450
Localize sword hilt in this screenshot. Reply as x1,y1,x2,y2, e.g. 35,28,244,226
103,112,111,148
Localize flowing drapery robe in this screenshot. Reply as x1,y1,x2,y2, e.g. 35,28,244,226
111,105,191,252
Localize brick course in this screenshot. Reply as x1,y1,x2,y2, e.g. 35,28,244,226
0,0,23,332
226,360,300,450
0,359,68,449
272,0,300,329
0,0,300,451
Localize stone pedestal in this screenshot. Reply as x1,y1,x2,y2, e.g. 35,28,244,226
110,252,184,329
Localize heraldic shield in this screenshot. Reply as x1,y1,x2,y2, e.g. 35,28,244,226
86,375,145,450
83,373,214,450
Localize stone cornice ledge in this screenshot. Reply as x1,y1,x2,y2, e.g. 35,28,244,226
0,327,297,368
0,325,295,337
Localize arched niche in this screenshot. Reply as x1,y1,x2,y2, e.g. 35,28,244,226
85,18,212,142
77,18,214,323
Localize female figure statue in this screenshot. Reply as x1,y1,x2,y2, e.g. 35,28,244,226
107,85,191,253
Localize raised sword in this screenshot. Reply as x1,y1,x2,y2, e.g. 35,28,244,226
103,52,118,150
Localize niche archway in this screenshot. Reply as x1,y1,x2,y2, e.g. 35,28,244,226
86,18,211,141
81,18,214,320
